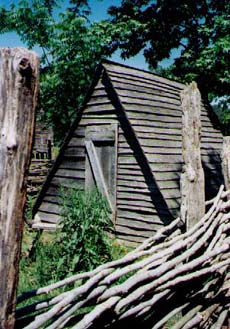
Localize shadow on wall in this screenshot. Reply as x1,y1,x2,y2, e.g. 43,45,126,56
202,148,224,201
103,72,175,226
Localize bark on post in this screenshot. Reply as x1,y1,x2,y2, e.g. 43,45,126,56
180,81,205,231
221,136,230,191
0,48,39,328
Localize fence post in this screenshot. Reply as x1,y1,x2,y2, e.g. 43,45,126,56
180,81,205,230
0,48,39,328
221,136,230,191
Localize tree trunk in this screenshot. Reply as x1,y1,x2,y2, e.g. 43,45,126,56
180,81,205,230
0,48,39,328
221,136,230,191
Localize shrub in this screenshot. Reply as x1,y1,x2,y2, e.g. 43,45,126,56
57,186,113,278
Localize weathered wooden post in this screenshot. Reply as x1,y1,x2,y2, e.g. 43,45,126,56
180,81,205,231
221,136,230,191
0,48,39,328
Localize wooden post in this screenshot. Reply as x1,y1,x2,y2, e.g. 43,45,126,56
0,48,39,328
180,82,205,231
221,136,230,191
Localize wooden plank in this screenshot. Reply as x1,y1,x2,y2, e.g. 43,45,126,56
43,195,61,204
124,119,182,129
117,199,178,212
0,48,39,328
104,63,184,89
126,111,182,123
52,177,84,187
221,136,230,190
72,128,86,138
112,83,181,101
59,160,85,170
118,154,182,164
117,178,179,189
84,107,116,115
132,126,182,136
35,211,61,224
117,192,181,209
118,147,182,155
32,222,58,230
118,162,182,172
38,201,61,214
43,186,60,197
201,136,223,143
117,185,182,199
63,148,85,157
90,89,108,98
86,96,112,106
117,209,173,222
201,126,223,134
68,137,85,147
119,138,182,149
114,224,159,239
117,90,181,106
117,204,175,215
116,217,161,232
118,169,180,181
81,117,117,126
122,100,182,112
110,75,181,97
83,121,118,129
85,126,116,142
119,96,182,110
201,130,223,138
180,82,205,230
85,140,113,212
128,132,182,141
82,114,117,121
55,169,85,179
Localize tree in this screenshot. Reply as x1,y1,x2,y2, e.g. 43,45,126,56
0,0,113,142
107,0,230,122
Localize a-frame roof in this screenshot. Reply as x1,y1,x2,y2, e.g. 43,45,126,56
33,60,223,232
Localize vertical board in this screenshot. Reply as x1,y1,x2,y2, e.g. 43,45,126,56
0,48,39,327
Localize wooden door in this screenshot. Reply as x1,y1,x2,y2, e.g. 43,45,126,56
85,124,117,215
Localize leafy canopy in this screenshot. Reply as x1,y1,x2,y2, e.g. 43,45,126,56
107,1,230,105
0,0,229,134
0,0,113,142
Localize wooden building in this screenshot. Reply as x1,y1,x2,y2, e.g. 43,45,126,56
27,119,54,195
32,60,224,244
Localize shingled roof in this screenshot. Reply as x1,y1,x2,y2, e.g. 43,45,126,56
32,60,224,244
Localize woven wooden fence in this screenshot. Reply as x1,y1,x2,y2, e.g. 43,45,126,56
16,185,230,328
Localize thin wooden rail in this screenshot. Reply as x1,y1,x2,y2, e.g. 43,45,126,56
16,186,230,328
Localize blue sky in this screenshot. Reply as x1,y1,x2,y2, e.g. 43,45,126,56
0,0,173,70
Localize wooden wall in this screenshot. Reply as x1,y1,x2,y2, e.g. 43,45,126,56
33,61,224,244
102,63,222,243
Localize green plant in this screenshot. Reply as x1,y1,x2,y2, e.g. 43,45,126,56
18,228,61,296
57,186,113,278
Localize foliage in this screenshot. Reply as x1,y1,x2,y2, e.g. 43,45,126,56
0,0,113,142
18,226,61,296
57,186,113,279
2,0,229,131
107,0,230,118
19,187,119,296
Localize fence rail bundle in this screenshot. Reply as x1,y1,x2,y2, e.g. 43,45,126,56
17,185,230,329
